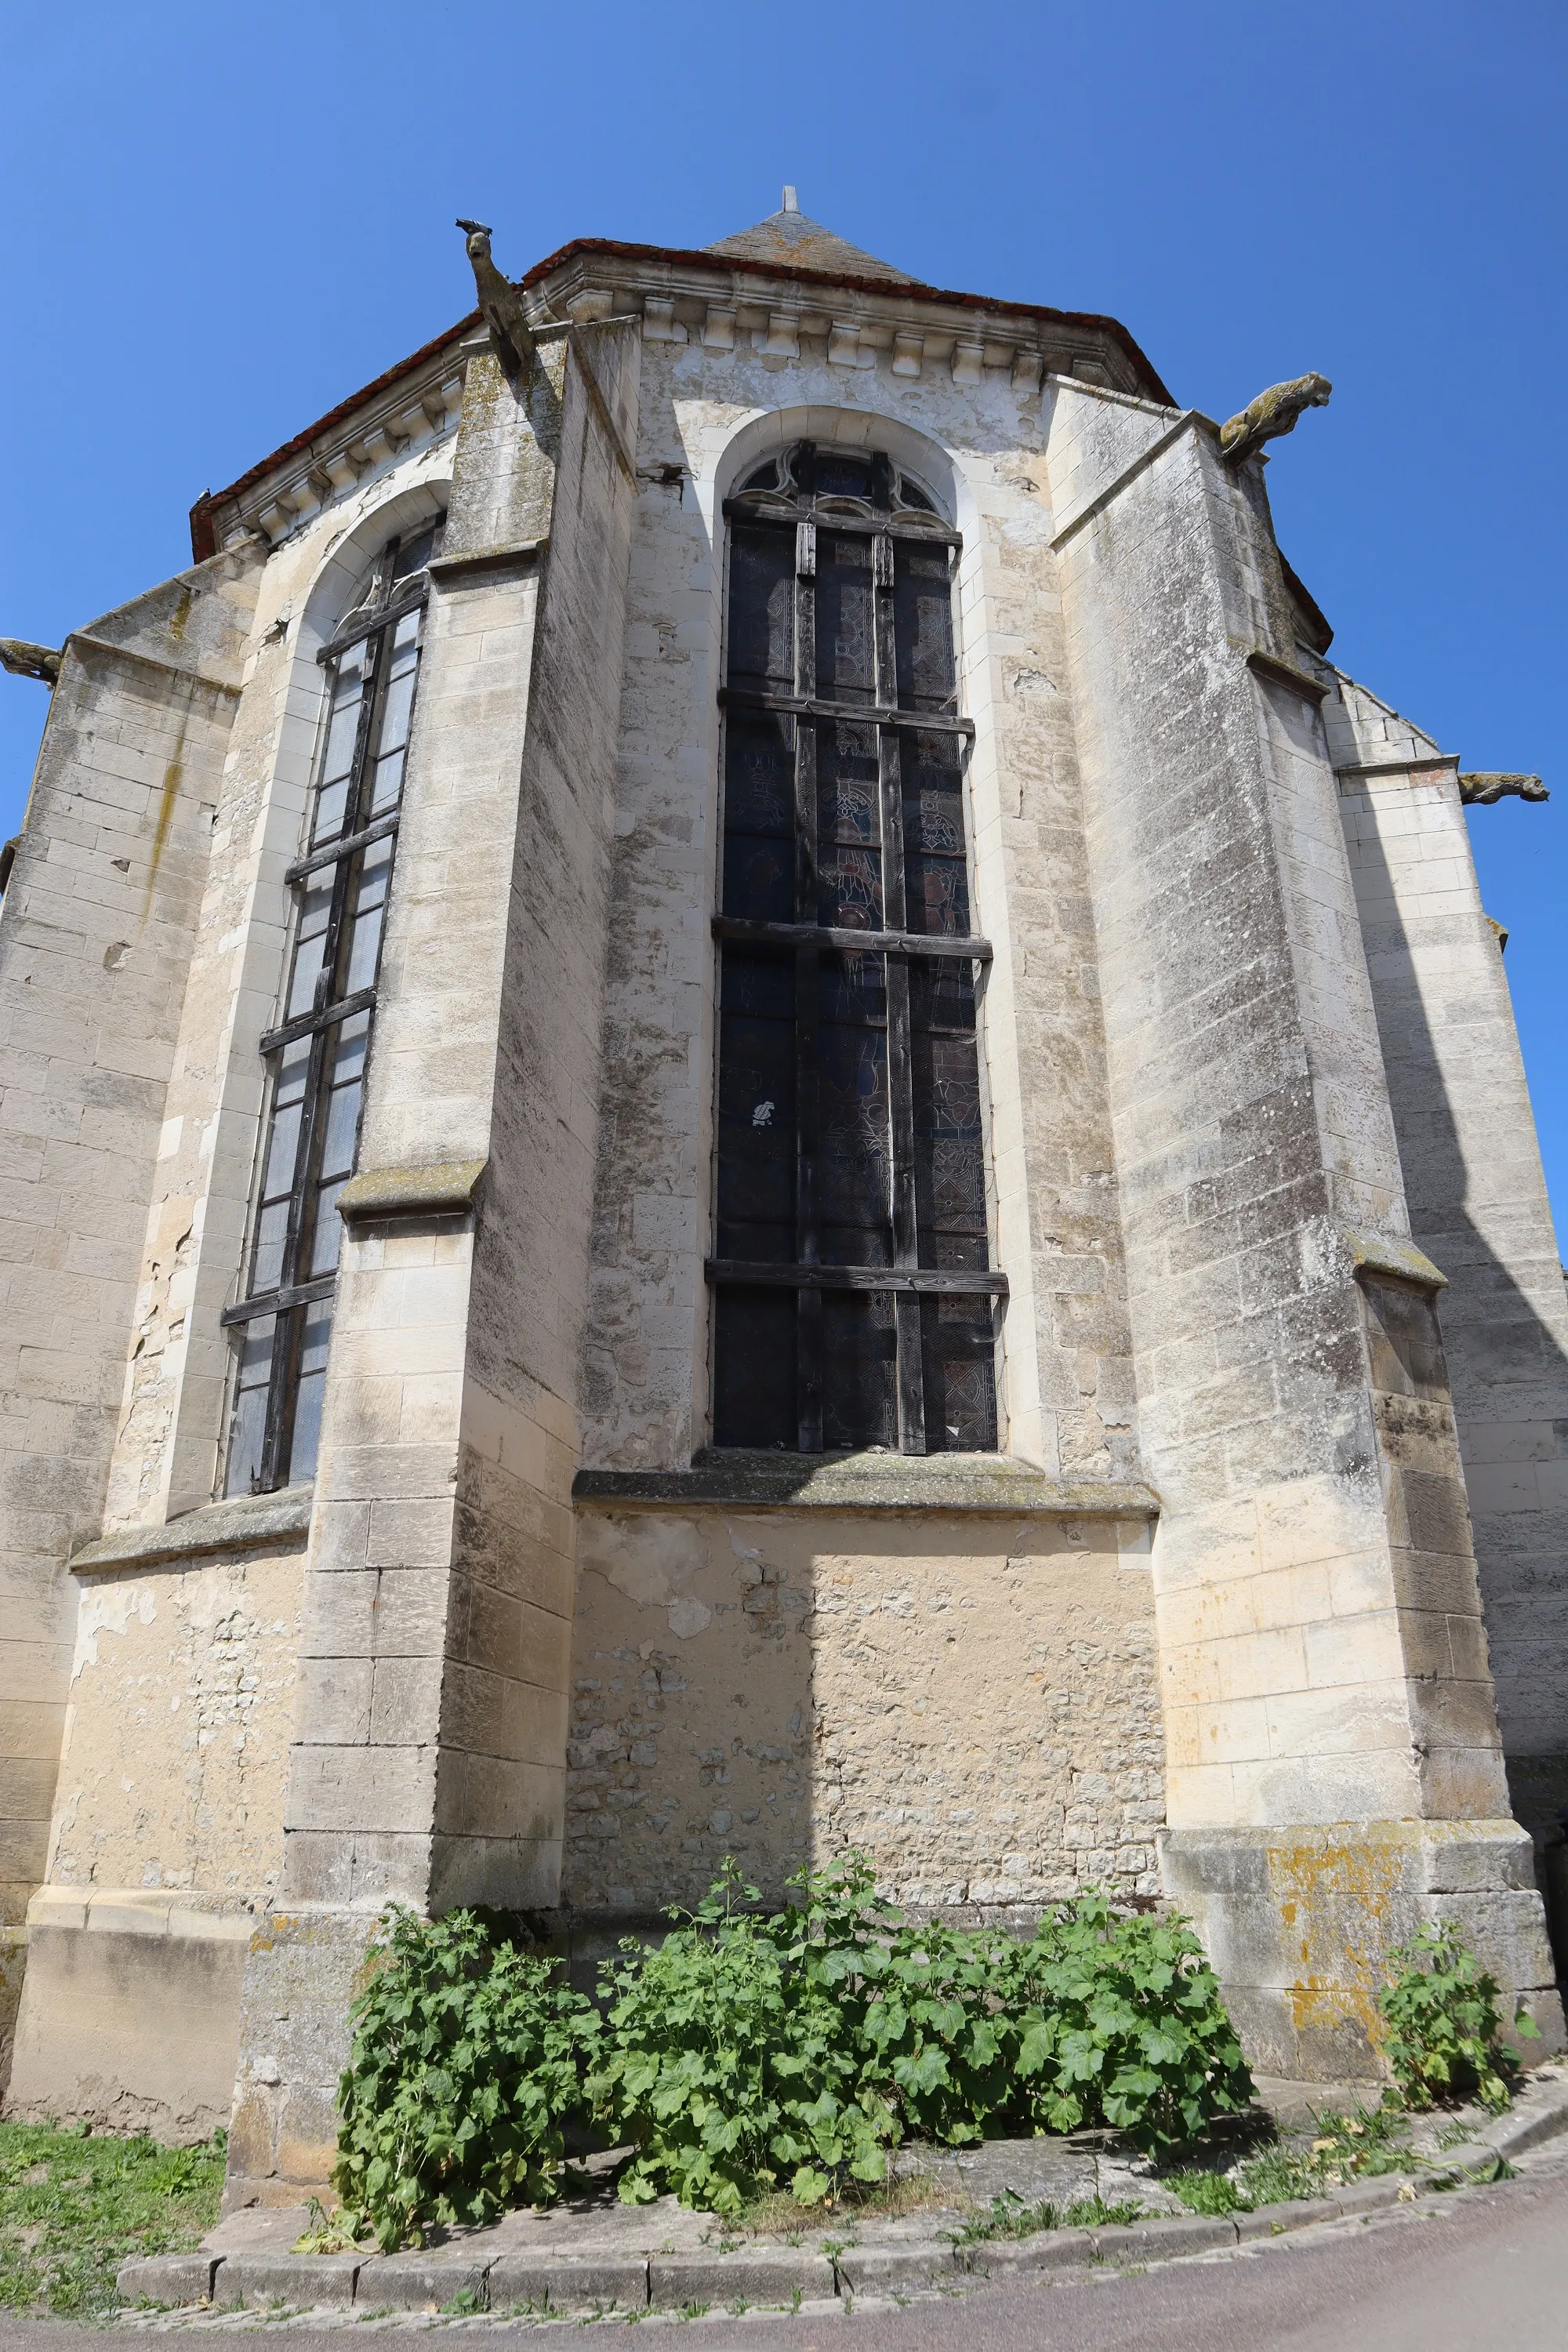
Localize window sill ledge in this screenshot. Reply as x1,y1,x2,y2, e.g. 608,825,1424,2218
70,1486,314,1576
572,1450,1159,1517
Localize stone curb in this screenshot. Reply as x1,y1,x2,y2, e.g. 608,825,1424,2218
118,2096,1568,2321
108,2182,1394,2314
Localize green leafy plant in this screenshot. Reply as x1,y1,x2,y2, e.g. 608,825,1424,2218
587,1859,898,2217
328,1856,1255,2238
988,1894,1254,2153
1163,2168,1241,2216
1377,1922,1540,2114
588,1857,1252,2212
1207,2100,1414,2209
332,1906,596,2250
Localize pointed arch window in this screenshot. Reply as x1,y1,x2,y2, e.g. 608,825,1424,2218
222,521,441,1494
710,443,1003,1454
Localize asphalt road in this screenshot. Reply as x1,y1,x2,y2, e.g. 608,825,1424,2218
3,2174,1563,2352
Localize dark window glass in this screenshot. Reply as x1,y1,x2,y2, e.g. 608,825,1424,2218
223,522,441,1494
727,524,795,691
814,452,875,500
713,442,999,1453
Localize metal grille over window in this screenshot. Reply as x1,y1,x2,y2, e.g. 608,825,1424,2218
222,524,441,1494
710,444,1002,1455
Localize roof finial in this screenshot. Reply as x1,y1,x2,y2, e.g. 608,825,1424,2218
782,185,799,213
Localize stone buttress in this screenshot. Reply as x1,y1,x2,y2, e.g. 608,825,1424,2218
1044,376,1562,2071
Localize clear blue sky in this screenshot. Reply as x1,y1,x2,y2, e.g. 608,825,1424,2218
2,1,1563,1239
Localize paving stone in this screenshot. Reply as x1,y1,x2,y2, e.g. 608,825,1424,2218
1430,2141,1505,2182
958,2227,1096,2274
835,2241,958,2292
353,2252,492,2310
1091,2214,1239,2260
1490,2080,1568,2160
213,2253,363,2309
488,2254,649,2312
649,2249,837,2308
116,2252,220,2307
1332,2177,1410,2216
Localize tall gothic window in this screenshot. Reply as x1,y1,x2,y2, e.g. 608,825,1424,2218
223,522,441,1494
710,443,1003,1455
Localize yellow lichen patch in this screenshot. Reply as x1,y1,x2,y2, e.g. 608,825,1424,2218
1269,1831,1410,2050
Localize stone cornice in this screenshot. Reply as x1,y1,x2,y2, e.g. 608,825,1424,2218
337,1158,486,1222
194,343,470,558
573,1450,1159,1517
537,248,1146,403
190,245,1174,566
67,633,244,700
524,236,1174,405
1341,1224,1448,1291
70,1485,313,1574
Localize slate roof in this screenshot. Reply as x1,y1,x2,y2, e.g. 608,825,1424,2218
705,202,917,285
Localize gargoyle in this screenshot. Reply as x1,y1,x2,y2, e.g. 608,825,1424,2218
1220,372,1332,465
456,219,539,387
1458,772,1548,805
0,638,60,686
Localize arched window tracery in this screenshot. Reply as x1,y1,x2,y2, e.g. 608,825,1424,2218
223,520,441,1494
710,441,1002,1454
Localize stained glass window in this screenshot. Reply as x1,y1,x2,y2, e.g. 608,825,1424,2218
710,445,1001,1454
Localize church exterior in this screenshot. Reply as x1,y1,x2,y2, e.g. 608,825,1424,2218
2,196,1563,2198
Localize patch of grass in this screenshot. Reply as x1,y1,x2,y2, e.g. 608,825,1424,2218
1245,2101,1413,2205
739,2167,950,2237
0,2121,225,2318
1161,2100,1419,2214
1163,2169,1242,2216
1229,2147,1303,2208
952,2188,1145,2245
1064,2194,1145,2230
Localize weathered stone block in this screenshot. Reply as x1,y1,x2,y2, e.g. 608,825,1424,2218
118,2252,220,2307
488,2255,648,2312
355,2252,492,2310
649,2251,837,2307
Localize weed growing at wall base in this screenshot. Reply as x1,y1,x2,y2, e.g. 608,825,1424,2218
332,1907,596,2252
1377,1921,1540,2113
332,1857,1255,2245
589,1860,1253,2212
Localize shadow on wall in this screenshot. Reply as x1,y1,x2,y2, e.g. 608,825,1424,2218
548,1504,1163,1988
1352,814,1568,1980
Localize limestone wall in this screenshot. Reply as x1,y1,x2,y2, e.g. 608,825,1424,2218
1330,675,1568,1831
1,378,457,2104
581,337,1138,1480
563,1506,1163,1919
98,448,454,1530
0,547,260,2082
5,1535,302,2134
42,1548,301,1897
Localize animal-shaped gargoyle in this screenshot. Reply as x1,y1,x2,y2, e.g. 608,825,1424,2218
1220,372,1332,466
456,219,539,387
0,638,60,686
1458,773,1549,805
